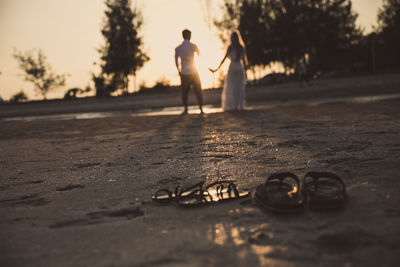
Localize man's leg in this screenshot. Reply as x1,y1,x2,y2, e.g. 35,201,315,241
180,74,190,114
192,73,204,113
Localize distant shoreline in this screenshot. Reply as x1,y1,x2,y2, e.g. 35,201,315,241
1,73,399,119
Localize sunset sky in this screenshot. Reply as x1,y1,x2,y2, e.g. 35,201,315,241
0,0,383,100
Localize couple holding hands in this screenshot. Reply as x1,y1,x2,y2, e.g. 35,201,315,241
175,29,247,114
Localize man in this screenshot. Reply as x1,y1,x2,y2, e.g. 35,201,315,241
175,29,203,114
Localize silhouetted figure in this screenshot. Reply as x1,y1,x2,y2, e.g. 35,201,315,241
209,30,247,111
175,29,203,114
298,61,312,87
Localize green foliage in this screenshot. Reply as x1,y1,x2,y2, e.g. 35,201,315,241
153,76,170,89
13,49,67,100
378,0,400,29
98,0,149,95
92,73,116,97
215,0,361,71
137,77,176,94
151,77,170,92
376,0,400,67
10,90,28,103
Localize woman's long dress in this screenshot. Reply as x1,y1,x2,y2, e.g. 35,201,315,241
221,52,246,111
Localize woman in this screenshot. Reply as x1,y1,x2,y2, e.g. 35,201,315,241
209,30,247,111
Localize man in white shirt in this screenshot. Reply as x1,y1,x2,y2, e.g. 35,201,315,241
175,29,203,114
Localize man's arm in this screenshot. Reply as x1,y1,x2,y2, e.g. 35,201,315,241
175,50,180,74
195,44,200,57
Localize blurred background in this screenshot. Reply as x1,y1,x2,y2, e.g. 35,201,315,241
1,0,398,102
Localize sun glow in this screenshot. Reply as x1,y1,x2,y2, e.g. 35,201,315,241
0,0,382,100
137,0,227,91
195,34,227,89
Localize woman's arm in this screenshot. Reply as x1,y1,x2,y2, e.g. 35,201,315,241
209,47,230,73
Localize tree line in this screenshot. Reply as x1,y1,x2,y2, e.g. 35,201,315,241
9,0,400,101
215,0,400,78
11,0,147,101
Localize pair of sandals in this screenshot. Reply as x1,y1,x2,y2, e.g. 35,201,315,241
253,171,346,213
152,180,250,207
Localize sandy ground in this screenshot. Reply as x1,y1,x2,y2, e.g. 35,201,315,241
1,73,400,267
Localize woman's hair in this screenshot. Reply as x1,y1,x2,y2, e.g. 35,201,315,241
229,30,245,61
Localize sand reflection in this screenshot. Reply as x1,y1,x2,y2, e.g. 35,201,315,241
207,221,292,266
3,93,400,122
208,223,247,246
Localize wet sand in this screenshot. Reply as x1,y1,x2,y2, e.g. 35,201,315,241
1,73,400,266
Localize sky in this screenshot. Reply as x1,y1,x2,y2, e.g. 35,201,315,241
0,0,383,100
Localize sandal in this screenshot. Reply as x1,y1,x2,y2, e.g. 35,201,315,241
302,171,346,209
205,180,249,200
179,180,249,207
253,172,304,213
152,181,204,203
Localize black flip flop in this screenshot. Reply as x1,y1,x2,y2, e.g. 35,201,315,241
178,180,249,207
253,172,304,213
152,181,204,203
302,171,346,209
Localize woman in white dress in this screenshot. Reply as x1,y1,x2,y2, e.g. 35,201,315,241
209,30,248,111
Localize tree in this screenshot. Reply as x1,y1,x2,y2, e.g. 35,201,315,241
13,49,67,100
378,0,400,30
10,90,28,103
98,0,149,96
215,0,269,72
377,0,400,68
215,0,361,73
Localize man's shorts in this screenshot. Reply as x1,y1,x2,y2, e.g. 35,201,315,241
180,73,202,93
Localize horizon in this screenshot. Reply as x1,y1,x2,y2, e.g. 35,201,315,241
0,0,383,101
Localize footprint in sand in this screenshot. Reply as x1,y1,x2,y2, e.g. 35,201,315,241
56,184,85,191
49,205,144,229
0,193,51,207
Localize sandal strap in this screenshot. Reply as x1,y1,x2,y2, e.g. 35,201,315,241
201,189,215,202
303,171,346,193
205,180,239,198
153,181,205,203
185,181,205,192
266,172,300,189
174,186,184,197
152,188,173,203
179,181,205,198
